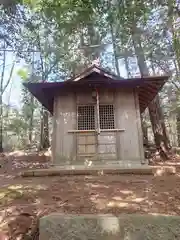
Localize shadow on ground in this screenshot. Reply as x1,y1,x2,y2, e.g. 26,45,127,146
1,154,180,239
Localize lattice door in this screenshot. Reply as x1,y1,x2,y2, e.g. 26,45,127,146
76,104,117,161
76,105,97,161
98,105,117,159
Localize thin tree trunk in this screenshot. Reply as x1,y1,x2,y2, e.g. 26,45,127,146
28,52,35,146
131,23,170,160
38,35,50,151
39,108,50,150
157,97,171,149
39,106,44,151
0,49,16,152
0,45,6,153
42,109,49,149
39,107,49,150
28,95,34,144
142,118,148,146
124,50,131,78
176,111,180,147
110,23,120,76
39,51,45,150
0,93,3,153
168,0,180,72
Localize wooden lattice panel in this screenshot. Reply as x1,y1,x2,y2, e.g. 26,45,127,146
99,104,115,129
77,105,95,130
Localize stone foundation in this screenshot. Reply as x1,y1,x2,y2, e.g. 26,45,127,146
20,164,176,177
51,159,146,167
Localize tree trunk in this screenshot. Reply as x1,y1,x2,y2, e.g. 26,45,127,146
0,93,3,153
149,96,170,160
38,38,50,151
142,118,148,146
124,50,131,78
28,95,34,145
131,23,170,160
167,0,180,72
42,109,49,149
110,23,121,76
39,107,43,151
176,111,180,147
39,107,49,150
0,46,5,153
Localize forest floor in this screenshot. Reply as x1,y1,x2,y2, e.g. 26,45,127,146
1,152,180,239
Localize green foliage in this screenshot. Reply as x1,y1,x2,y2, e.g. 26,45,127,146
17,68,29,81
0,0,179,149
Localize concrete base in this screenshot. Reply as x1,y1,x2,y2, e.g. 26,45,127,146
52,160,147,167
20,164,176,177
39,214,180,240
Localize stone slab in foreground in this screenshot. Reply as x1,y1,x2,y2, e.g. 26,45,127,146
39,214,180,240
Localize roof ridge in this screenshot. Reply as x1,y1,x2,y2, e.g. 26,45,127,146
68,64,123,82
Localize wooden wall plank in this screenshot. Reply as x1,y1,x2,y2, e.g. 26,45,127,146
115,89,142,163
53,93,76,164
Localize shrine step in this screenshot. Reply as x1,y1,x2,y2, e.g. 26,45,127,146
20,165,176,177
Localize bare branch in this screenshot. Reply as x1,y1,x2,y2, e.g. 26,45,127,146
44,59,60,80
150,58,172,75
36,33,45,81
171,81,180,90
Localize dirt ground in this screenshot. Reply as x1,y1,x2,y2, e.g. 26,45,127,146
1,152,180,239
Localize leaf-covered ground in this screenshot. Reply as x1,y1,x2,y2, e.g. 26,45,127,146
1,152,180,239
